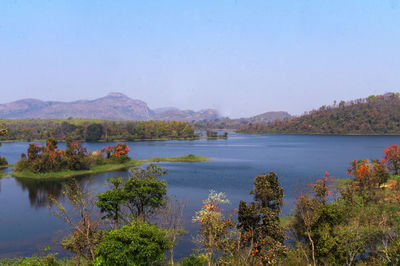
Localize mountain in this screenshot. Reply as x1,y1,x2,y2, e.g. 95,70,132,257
153,108,220,121
0,93,221,121
152,107,180,114
239,93,400,134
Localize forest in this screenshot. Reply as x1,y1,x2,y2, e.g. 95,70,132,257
239,93,400,135
0,119,197,142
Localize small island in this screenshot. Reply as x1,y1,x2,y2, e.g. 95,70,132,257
206,129,228,139
12,139,210,179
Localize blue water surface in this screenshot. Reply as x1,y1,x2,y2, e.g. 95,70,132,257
0,133,399,258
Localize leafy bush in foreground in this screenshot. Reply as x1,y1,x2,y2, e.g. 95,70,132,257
95,220,172,266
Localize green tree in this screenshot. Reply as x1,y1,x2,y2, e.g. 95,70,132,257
96,177,127,229
123,164,168,222
86,123,104,142
237,172,286,264
95,220,172,266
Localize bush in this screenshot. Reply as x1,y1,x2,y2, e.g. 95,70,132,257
88,152,107,166
95,220,171,266
0,156,7,166
179,254,207,266
0,254,63,266
65,141,90,170
110,155,130,164
15,158,30,171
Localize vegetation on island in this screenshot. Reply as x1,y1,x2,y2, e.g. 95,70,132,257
0,119,198,142
15,139,129,174
206,129,228,139
147,154,210,163
239,93,400,135
12,139,209,179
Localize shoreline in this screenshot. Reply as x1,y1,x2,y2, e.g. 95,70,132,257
0,137,202,143
236,131,400,136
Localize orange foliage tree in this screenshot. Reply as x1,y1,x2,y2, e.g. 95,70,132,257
113,143,130,157
383,144,400,175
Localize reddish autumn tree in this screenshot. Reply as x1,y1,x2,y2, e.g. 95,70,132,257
100,143,130,161
383,144,400,175
112,143,130,157
347,159,389,202
101,145,115,159
65,140,89,170
309,171,332,204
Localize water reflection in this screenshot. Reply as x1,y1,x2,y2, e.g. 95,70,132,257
13,176,102,209
15,178,65,209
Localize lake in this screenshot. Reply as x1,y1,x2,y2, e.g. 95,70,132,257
1,133,399,259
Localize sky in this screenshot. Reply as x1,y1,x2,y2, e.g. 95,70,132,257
0,0,399,118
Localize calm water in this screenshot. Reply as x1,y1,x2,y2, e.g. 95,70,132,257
1,133,400,258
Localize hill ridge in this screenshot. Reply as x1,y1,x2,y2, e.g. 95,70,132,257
239,93,400,135
0,93,220,121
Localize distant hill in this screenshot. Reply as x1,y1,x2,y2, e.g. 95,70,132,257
153,108,220,121
247,111,292,123
191,111,292,130
0,93,220,121
239,93,400,135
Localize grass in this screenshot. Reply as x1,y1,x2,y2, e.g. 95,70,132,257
145,154,210,162
334,178,353,190
280,215,295,229
12,154,210,179
0,254,77,266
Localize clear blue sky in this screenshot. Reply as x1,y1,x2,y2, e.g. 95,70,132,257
1,0,399,117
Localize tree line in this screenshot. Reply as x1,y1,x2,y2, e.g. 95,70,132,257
239,93,400,135
0,119,197,142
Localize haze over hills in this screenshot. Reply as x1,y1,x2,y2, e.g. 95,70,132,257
0,93,221,121
245,111,292,123
0,93,292,123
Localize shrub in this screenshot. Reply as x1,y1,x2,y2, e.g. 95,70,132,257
0,156,7,166
180,254,208,266
101,143,130,163
187,154,196,159
65,141,89,170
0,254,63,266
88,152,107,166
95,220,171,266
